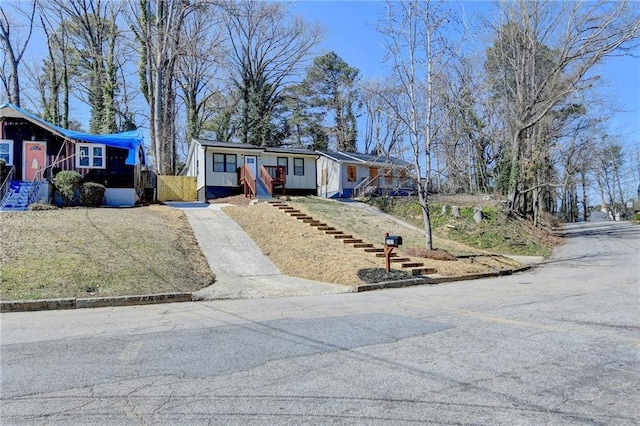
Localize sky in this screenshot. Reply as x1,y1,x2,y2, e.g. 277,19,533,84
291,0,640,147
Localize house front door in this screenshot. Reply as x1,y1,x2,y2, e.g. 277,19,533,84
23,141,47,181
369,167,379,185
244,155,258,178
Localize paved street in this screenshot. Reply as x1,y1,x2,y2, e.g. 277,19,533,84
1,221,639,425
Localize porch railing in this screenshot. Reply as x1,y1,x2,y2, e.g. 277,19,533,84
0,165,16,203
260,165,286,196
27,169,44,206
353,174,379,198
239,164,257,198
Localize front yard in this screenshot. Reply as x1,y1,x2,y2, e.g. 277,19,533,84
0,206,214,300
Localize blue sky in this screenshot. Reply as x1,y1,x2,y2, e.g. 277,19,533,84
291,0,640,146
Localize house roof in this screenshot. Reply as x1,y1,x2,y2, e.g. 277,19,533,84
193,138,317,156
0,103,144,165
317,150,411,167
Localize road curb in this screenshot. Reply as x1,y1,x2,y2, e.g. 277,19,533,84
1,293,193,313
354,266,531,292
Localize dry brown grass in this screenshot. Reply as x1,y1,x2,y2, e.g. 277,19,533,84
223,199,522,286
0,205,214,300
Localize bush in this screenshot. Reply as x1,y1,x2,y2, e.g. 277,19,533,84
0,158,6,183
80,182,106,207
53,171,82,206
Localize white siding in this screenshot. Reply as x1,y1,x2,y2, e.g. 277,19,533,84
317,156,342,198
197,144,205,189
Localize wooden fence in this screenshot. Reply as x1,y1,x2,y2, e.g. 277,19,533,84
156,175,197,202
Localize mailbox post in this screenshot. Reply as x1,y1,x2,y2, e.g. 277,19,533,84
384,232,403,272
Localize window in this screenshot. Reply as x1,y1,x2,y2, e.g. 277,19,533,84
347,165,357,182
213,153,237,172
384,168,393,185
0,140,14,165
293,158,304,176
277,157,288,175
76,143,105,169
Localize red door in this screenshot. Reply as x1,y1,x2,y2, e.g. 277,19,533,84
24,142,46,181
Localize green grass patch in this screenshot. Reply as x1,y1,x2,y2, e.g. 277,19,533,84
367,196,554,257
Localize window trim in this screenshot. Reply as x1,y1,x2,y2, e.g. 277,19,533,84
0,139,14,165
347,165,357,182
76,143,106,169
213,153,237,173
293,158,304,176
277,156,289,175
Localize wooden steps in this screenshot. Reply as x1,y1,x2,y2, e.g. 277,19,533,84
270,201,437,279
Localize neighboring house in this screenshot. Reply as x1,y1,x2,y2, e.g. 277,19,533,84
181,138,318,201
317,150,415,198
0,103,145,210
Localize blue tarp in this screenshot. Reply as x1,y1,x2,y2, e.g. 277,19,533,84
0,103,144,165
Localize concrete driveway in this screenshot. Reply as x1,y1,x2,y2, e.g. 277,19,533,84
167,202,352,299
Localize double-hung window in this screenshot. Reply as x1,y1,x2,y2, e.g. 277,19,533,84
0,140,14,165
277,157,288,175
213,153,237,172
293,158,304,176
347,165,357,182
77,143,106,169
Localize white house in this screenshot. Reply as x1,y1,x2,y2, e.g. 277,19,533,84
181,139,318,201
316,150,414,198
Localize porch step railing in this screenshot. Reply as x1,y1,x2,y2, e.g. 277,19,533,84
239,164,257,198
260,165,286,196
353,175,379,198
0,165,16,203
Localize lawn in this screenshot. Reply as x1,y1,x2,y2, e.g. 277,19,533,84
223,197,523,286
0,205,214,300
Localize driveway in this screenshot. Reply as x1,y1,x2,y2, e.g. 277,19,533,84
167,202,351,299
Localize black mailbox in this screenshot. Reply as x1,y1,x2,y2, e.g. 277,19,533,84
385,235,402,247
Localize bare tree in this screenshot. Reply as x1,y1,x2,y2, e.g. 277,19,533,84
218,0,322,146
486,0,640,219
0,0,36,107
361,79,405,157
129,0,193,175
378,0,465,250
177,2,225,147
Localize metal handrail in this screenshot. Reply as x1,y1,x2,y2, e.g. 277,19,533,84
0,165,16,202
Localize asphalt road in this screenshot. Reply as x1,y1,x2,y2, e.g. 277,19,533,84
1,221,639,425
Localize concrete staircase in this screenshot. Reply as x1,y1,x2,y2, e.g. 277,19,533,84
0,181,39,211
268,201,436,277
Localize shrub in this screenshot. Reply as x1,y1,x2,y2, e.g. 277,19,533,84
0,158,6,183
635,212,640,222
53,171,82,206
80,182,106,207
